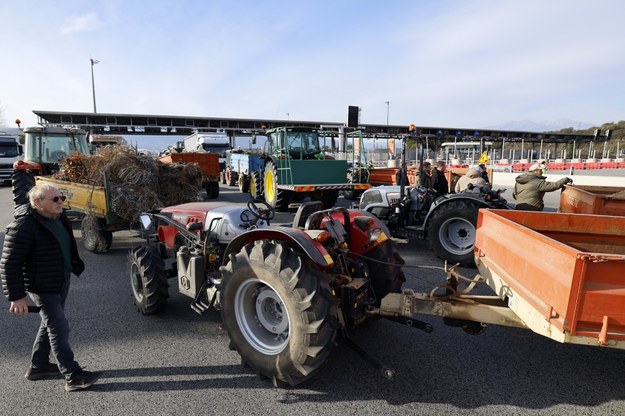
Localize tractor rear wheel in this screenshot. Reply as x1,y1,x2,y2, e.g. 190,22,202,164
250,170,263,199
12,170,36,207
220,240,337,386
427,200,480,267
129,245,169,314
81,216,113,253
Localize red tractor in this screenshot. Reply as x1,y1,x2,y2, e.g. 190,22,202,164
130,199,418,386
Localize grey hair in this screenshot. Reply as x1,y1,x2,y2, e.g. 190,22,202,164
27,183,59,205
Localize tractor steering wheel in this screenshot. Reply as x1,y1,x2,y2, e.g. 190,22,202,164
246,198,275,223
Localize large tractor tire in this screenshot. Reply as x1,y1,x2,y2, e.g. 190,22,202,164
263,161,290,211
226,168,237,187
129,245,169,315
362,239,406,301
220,240,338,386
81,215,113,253
427,200,480,267
206,181,220,199
249,170,263,199
238,174,250,193
12,170,36,207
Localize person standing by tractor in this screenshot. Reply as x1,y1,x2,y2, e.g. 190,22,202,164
513,163,572,211
0,183,103,392
455,167,487,193
416,161,432,188
430,161,449,198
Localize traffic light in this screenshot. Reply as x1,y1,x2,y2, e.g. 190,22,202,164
347,106,359,128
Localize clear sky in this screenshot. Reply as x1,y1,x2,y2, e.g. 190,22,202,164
1,0,624,136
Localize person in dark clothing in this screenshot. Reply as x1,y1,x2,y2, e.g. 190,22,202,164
1,183,103,392
430,161,449,197
417,161,432,188
478,163,490,184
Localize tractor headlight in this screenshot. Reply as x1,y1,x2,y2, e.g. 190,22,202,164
368,228,387,243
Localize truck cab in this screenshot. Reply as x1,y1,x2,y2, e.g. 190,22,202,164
0,133,23,184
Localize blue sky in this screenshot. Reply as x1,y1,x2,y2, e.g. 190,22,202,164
1,0,624,144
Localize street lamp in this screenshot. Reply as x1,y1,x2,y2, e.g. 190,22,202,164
286,112,290,121
90,58,99,113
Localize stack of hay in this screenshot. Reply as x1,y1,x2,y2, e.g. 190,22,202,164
54,146,203,222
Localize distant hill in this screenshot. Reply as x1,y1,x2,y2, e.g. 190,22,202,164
484,119,596,132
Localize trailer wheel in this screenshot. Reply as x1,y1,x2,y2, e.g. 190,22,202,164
12,170,36,207
129,245,169,314
320,190,339,209
427,200,479,267
226,168,237,186
238,175,250,193
220,240,337,386
250,170,263,199
81,216,113,254
263,161,290,211
341,190,362,201
206,181,219,199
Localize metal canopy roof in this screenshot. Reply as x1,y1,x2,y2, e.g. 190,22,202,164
33,110,600,143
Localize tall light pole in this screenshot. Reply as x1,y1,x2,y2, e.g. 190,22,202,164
286,112,290,121
385,101,390,127
90,58,99,113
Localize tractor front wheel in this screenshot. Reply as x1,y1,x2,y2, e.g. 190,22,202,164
263,161,290,211
250,170,263,199
129,245,169,314
220,240,337,386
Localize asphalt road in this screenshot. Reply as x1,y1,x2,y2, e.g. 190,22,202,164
1,182,624,416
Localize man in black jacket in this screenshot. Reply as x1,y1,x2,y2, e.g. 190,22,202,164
430,161,449,198
1,183,103,392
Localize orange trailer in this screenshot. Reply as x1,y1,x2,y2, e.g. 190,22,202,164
159,152,220,199
474,209,625,348
559,184,625,216
375,209,625,350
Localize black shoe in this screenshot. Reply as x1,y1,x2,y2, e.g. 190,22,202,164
25,363,60,381
64,370,103,392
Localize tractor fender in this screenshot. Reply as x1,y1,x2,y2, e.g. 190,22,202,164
221,228,334,270
422,195,489,232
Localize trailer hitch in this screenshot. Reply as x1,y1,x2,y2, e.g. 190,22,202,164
382,315,434,333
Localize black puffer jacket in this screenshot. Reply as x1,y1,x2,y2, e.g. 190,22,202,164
1,204,85,301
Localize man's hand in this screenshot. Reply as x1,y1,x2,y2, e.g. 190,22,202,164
565,177,573,184
9,297,29,315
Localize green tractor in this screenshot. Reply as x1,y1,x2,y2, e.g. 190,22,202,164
12,126,91,206
257,127,370,211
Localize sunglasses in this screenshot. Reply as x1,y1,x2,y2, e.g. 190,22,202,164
49,195,67,203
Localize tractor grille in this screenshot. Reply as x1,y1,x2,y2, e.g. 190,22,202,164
386,193,401,205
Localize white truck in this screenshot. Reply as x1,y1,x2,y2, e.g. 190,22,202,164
0,133,23,184
182,133,232,173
